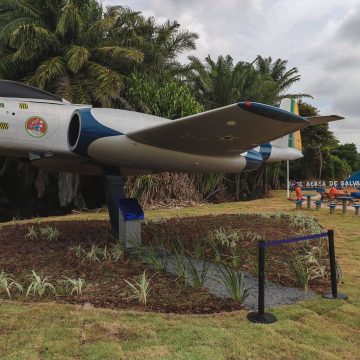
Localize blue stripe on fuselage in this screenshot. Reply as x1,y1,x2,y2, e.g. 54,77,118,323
259,143,272,161
73,108,122,156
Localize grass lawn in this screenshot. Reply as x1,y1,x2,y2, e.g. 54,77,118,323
0,191,359,359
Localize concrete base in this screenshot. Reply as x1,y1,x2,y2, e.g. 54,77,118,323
119,219,142,250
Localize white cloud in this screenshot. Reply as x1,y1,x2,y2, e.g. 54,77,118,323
103,0,360,150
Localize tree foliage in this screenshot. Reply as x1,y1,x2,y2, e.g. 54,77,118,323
0,2,358,217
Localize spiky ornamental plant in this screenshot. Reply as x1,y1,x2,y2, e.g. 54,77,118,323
26,271,55,299
125,270,153,306
0,270,23,299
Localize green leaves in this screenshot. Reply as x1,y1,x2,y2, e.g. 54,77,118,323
28,56,65,88
125,270,153,306
127,73,203,119
93,46,144,64
0,270,23,299
65,45,89,73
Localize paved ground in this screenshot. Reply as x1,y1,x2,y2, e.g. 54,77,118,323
164,255,316,310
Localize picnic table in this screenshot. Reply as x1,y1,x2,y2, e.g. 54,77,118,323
336,196,353,214
304,194,317,209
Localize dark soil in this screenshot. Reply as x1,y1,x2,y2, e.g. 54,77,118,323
0,220,241,314
0,214,330,314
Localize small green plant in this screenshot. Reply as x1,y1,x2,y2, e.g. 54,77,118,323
288,246,326,291
109,242,123,261
0,270,23,299
125,270,153,306
187,260,209,289
69,244,85,258
83,243,102,263
288,213,322,235
192,240,205,259
173,250,186,279
172,238,186,278
26,271,55,299
25,226,38,241
206,236,222,263
40,225,60,241
217,267,250,304
243,231,263,242
225,246,243,269
134,246,168,271
213,227,239,248
101,245,111,261
60,277,87,296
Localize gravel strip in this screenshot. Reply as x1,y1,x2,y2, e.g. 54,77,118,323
163,255,316,310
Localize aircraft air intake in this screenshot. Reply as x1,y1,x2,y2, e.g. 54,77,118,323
243,150,263,170
68,108,122,156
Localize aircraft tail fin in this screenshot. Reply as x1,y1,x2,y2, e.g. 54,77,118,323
279,98,303,151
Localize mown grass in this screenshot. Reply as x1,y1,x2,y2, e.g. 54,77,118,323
0,191,359,359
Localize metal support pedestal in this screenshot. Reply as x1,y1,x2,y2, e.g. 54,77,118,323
323,293,348,300
323,230,348,301
102,169,125,239
247,312,277,324
247,240,277,324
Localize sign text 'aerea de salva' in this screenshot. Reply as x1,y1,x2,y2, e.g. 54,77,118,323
293,180,360,188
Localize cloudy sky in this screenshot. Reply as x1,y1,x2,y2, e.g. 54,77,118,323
104,0,360,149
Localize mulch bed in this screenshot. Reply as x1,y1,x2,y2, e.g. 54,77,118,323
0,214,330,314
0,220,242,314
143,214,331,292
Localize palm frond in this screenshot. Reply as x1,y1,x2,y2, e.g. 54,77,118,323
0,53,21,79
0,17,37,50
93,46,144,64
65,45,89,74
0,0,40,18
28,56,65,88
86,62,123,106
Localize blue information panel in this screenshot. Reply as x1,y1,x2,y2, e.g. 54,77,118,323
118,198,144,221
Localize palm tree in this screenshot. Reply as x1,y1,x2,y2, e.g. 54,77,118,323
0,1,144,105
186,54,311,200
253,56,311,101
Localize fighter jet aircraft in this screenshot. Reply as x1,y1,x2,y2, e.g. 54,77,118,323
0,80,343,234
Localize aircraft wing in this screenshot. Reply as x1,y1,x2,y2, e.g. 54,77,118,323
128,102,308,156
305,115,344,126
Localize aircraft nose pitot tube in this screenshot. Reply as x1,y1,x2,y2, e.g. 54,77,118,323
68,108,122,156
243,149,263,170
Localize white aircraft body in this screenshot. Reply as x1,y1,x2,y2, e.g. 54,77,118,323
0,80,344,237
0,81,343,176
